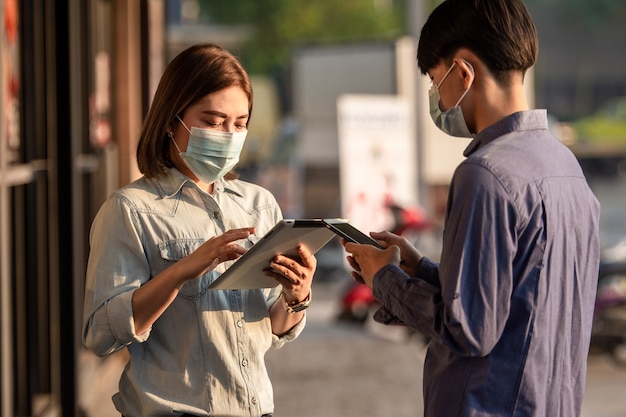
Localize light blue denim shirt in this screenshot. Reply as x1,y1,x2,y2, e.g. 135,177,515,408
82,168,304,417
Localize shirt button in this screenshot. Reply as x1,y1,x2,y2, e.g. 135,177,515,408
237,320,243,328
241,359,248,367
212,211,220,219
251,397,257,405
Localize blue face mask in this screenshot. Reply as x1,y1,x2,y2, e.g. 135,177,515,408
429,60,474,138
171,116,247,184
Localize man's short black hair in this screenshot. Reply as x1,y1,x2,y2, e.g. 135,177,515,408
417,0,538,85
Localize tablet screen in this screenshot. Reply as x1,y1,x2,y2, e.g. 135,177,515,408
208,219,336,290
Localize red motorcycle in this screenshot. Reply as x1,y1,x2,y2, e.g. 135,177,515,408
337,202,432,324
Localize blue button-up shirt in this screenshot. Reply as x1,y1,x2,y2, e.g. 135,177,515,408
82,168,304,417
374,110,601,417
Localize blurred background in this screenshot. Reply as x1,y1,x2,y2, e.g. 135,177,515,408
1,0,626,416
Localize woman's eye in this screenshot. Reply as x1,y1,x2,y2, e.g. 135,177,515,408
206,121,221,128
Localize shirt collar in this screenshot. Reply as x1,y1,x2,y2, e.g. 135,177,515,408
151,168,241,198
463,109,549,157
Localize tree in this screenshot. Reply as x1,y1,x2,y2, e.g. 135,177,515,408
197,0,408,74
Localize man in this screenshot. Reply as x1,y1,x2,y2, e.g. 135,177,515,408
343,1,601,416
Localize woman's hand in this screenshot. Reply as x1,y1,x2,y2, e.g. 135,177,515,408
176,227,256,285
131,227,255,335
266,245,317,336
264,244,316,303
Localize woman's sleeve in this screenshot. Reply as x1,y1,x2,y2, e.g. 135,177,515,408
82,194,151,356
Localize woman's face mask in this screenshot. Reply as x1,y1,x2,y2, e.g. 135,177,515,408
429,60,474,138
171,116,247,184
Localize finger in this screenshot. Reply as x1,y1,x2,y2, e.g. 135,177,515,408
351,271,365,284
370,230,395,243
265,266,297,285
283,258,309,281
387,245,402,263
218,243,246,256
226,227,255,236
297,244,316,269
273,254,306,273
218,227,256,245
367,231,388,248
346,255,361,272
216,242,248,263
344,241,359,254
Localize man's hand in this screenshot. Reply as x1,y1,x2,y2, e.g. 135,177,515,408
368,231,424,277
342,230,425,288
343,241,401,288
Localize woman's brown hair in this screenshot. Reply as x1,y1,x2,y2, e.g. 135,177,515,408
136,43,253,178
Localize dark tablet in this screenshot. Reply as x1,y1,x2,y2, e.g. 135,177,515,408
322,218,385,249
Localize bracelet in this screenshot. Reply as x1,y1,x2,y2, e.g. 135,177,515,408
281,291,311,313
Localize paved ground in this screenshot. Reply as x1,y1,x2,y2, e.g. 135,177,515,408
79,279,626,417
266,281,626,417
265,281,425,417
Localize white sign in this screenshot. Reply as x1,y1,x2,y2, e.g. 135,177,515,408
337,94,418,233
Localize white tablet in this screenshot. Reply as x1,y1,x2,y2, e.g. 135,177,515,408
208,219,337,290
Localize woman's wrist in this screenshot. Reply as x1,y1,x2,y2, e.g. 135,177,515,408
281,289,310,304
280,291,311,314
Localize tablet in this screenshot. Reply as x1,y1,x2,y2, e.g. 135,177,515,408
322,219,385,249
208,219,337,290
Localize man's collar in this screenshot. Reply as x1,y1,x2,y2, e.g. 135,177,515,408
463,109,548,157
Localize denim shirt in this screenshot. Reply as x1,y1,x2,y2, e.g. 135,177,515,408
373,110,601,417
82,168,304,417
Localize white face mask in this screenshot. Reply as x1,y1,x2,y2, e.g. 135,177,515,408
429,60,474,138
171,116,247,184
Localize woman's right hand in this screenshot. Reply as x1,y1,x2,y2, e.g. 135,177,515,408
180,227,255,282
132,227,255,336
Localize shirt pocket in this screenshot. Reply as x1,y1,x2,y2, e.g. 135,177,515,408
158,238,215,299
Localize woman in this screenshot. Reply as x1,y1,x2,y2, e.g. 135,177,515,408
82,43,316,417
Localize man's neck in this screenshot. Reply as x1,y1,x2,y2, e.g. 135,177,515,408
476,82,529,134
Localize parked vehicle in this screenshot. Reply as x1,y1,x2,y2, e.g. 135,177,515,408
336,201,433,324
337,231,626,366
591,239,626,366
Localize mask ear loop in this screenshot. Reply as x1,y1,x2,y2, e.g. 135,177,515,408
168,130,183,154
435,61,457,90
176,115,192,133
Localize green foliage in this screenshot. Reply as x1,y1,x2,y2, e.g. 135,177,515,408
197,0,407,74
573,97,626,147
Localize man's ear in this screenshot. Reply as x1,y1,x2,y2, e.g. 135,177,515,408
455,58,475,90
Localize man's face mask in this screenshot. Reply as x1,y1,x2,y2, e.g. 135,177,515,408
171,115,247,184
429,59,474,138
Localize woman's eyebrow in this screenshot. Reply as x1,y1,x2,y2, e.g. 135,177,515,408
201,110,249,119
